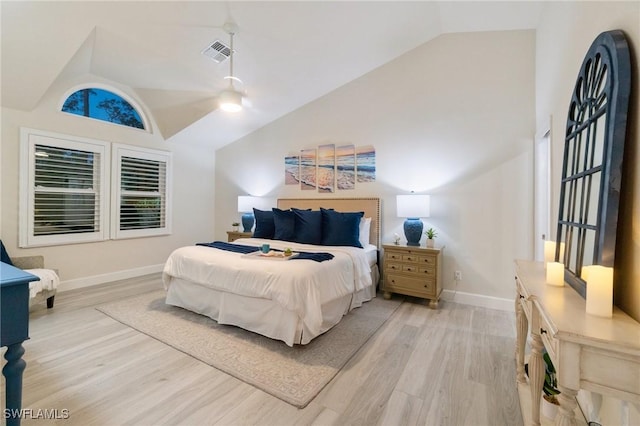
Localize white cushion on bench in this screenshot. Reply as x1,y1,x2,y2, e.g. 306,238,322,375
25,268,60,299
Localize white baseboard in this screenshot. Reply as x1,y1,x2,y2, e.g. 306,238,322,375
59,264,164,292
58,266,514,311
441,289,514,312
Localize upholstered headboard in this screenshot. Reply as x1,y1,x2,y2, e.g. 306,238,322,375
277,198,381,248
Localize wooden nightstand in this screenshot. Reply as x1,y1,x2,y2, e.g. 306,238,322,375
227,231,253,242
382,244,443,308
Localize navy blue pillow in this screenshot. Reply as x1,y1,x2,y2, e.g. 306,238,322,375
253,208,275,239
0,240,13,266
320,208,364,248
272,208,296,242
292,209,322,245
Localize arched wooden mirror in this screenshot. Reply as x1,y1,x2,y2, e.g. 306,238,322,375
555,30,631,297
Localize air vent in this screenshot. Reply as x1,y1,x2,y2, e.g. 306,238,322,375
201,40,231,63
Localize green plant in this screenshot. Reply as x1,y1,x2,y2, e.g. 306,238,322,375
543,351,560,404
523,350,560,405
134,198,160,209
424,228,437,239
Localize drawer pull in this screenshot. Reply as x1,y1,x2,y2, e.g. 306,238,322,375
406,267,414,272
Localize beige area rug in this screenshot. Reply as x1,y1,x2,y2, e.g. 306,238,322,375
96,290,401,408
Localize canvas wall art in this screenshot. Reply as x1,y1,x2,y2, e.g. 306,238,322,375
285,153,300,185
317,144,335,193
336,144,355,190
300,148,317,191
283,143,374,192
356,145,376,182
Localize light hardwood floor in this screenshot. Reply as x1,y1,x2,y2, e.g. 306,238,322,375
5,274,523,426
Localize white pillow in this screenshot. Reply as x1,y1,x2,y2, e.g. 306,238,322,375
359,217,372,247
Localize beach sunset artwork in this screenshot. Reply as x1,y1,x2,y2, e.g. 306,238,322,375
300,148,317,190
317,144,335,193
284,153,300,185
356,145,376,182
336,145,356,190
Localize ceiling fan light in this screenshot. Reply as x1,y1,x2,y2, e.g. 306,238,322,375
219,88,243,112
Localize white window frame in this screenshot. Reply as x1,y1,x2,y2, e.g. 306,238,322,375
59,83,152,133
19,128,110,247
110,144,172,240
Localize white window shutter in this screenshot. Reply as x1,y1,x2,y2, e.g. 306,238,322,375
111,144,172,239
19,128,110,247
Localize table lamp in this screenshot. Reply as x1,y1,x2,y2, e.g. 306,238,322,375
396,194,430,246
237,196,259,232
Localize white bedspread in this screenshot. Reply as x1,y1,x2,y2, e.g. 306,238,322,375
162,238,372,337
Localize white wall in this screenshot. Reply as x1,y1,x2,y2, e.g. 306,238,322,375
215,30,536,304
1,74,216,288
536,2,640,424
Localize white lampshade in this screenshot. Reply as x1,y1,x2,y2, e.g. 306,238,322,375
397,194,430,218
237,196,260,213
219,89,243,113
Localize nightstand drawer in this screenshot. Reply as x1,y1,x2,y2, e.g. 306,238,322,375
418,266,436,278
386,251,403,261
385,262,403,272
417,256,437,266
402,254,421,262
386,273,434,297
402,264,419,273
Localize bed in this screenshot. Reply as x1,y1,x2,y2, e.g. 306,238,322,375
162,198,381,346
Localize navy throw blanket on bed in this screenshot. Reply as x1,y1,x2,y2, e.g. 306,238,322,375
196,241,334,262
197,241,259,254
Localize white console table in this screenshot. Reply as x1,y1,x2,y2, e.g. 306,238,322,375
515,260,640,426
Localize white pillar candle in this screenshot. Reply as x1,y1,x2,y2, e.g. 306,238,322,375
581,265,594,281
586,266,613,318
545,262,565,286
544,241,566,265
544,241,556,263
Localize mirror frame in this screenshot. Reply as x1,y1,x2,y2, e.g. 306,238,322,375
556,30,631,298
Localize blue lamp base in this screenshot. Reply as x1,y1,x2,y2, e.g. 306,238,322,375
241,213,254,233
404,218,423,246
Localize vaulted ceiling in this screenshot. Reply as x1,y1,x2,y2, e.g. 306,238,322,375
1,1,542,149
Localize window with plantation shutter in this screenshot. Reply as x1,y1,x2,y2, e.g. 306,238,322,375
111,144,172,239
19,128,109,247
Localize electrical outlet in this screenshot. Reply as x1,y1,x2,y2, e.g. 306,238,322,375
454,270,462,281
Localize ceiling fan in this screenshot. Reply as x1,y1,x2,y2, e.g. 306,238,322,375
217,21,244,113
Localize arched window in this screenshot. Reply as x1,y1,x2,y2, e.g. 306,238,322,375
61,86,148,130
